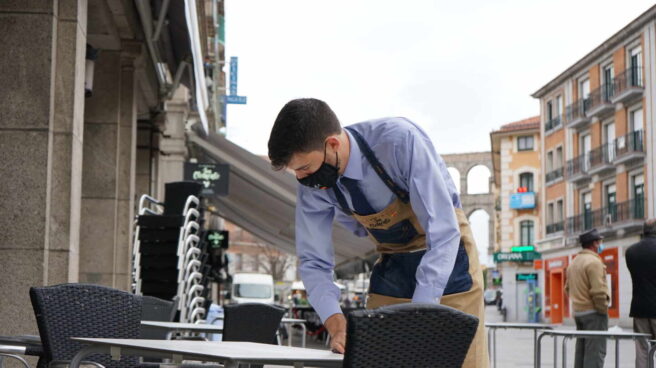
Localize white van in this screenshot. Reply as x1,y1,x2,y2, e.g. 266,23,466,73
231,273,274,304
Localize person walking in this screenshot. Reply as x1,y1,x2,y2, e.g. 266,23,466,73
565,228,610,368
267,98,488,367
626,218,656,368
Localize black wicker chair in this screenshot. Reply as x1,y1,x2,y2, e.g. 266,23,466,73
29,284,143,368
343,303,479,368
222,303,286,344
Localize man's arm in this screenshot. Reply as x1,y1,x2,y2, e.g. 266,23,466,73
400,124,461,303
295,188,342,322
587,261,610,314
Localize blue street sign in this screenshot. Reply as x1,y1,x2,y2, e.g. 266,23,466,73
229,57,238,95
224,95,247,104
510,192,536,209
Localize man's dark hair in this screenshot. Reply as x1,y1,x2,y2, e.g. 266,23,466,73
643,218,656,236
268,98,342,170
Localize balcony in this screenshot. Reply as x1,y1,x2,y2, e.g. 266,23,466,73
545,167,564,184
566,197,645,235
587,142,615,176
566,154,591,183
611,67,643,104
586,83,615,118
566,99,591,129
545,117,563,134
614,130,645,165
546,221,564,235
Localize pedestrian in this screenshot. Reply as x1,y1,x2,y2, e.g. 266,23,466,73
267,98,488,367
565,228,610,368
626,218,656,368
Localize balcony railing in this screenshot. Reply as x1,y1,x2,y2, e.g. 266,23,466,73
615,130,644,163
612,67,643,103
546,167,564,183
566,98,591,128
546,221,564,235
566,197,645,234
587,83,614,117
566,153,590,180
587,142,615,174
545,117,562,132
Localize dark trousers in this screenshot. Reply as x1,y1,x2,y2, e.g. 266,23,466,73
574,313,608,368
633,317,656,368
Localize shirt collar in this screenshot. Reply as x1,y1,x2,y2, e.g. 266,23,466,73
341,128,363,181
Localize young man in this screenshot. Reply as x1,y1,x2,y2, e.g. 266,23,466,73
267,98,488,367
626,219,656,368
565,229,610,368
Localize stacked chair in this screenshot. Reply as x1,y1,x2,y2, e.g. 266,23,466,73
131,182,213,323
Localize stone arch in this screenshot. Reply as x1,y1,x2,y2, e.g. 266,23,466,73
466,164,492,194
468,209,491,266
447,167,461,194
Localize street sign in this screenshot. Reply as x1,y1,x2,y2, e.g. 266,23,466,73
206,230,229,249
224,95,247,104
510,192,536,209
493,251,541,263
229,56,238,95
183,162,230,196
511,245,535,252
516,273,538,281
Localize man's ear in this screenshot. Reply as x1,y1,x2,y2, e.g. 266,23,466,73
325,135,340,151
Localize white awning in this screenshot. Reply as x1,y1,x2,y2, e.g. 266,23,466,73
187,131,375,266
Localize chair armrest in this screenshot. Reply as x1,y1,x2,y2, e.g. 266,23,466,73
49,360,106,368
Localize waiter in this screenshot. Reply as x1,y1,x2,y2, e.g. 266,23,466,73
267,98,488,367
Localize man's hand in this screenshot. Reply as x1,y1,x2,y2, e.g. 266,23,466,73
324,313,347,354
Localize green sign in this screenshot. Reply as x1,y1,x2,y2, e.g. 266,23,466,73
206,230,229,249
493,251,541,263
511,245,535,252
516,273,538,281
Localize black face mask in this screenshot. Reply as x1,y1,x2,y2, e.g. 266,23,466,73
297,145,340,189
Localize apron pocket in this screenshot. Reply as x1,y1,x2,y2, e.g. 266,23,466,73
369,251,425,299
368,219,418,244
443,240,473,295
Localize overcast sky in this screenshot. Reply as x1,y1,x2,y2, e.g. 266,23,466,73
223,0,654,156
221,0,655,264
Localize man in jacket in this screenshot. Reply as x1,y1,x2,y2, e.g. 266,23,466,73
565,228,610,368
626,219,656,368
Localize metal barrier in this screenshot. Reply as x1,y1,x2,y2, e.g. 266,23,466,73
485,322,553,368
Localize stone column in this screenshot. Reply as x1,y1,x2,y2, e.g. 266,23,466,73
79,43,139,290
0,1,87,335
156,87,190,199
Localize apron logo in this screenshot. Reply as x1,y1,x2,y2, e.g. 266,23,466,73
369,217,391,227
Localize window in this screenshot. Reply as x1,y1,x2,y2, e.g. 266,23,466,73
605,184,617,222
630,46,642,86
547,203,555,224
556,200,564,223
520,220,534,246
630,107,643,132
518,136,534,151
580,79,590,100
556,95,563,118
582,192,593,230
546,100,553,121
603,64,614,100
556,147,563,168
546,151,554,172
632,173,644,218
581,134,591,171
604,122,616,162
519,172,534,192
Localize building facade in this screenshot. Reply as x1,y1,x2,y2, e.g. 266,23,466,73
532,5,656,326
490,117,542,322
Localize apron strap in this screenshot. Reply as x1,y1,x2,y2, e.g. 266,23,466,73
344,127,410,204
332,185,353,215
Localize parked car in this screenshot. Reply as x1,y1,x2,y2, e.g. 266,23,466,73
231,273,274,304
484,289,499,305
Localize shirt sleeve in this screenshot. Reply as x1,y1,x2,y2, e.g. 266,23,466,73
295,187,343,322
400,125,461,304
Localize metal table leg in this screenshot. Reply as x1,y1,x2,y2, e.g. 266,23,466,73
487,327,493,367
615,338,619,368
648,340,656,368
300,323,307,348
287,324,293,347
534,330,538,368
69,345,109,368
494,328,498,368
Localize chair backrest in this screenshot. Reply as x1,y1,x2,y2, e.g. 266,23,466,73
343,303,478,368
139,296,177,339
30,283,142,368
222,303,285,344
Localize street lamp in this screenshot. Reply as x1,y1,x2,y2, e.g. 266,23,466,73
85,44,99,98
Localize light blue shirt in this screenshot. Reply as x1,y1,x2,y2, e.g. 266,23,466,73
295,117,462,322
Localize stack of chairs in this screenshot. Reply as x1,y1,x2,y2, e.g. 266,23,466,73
131,182,213,322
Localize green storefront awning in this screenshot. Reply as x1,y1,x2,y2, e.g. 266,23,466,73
494,251,542,263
